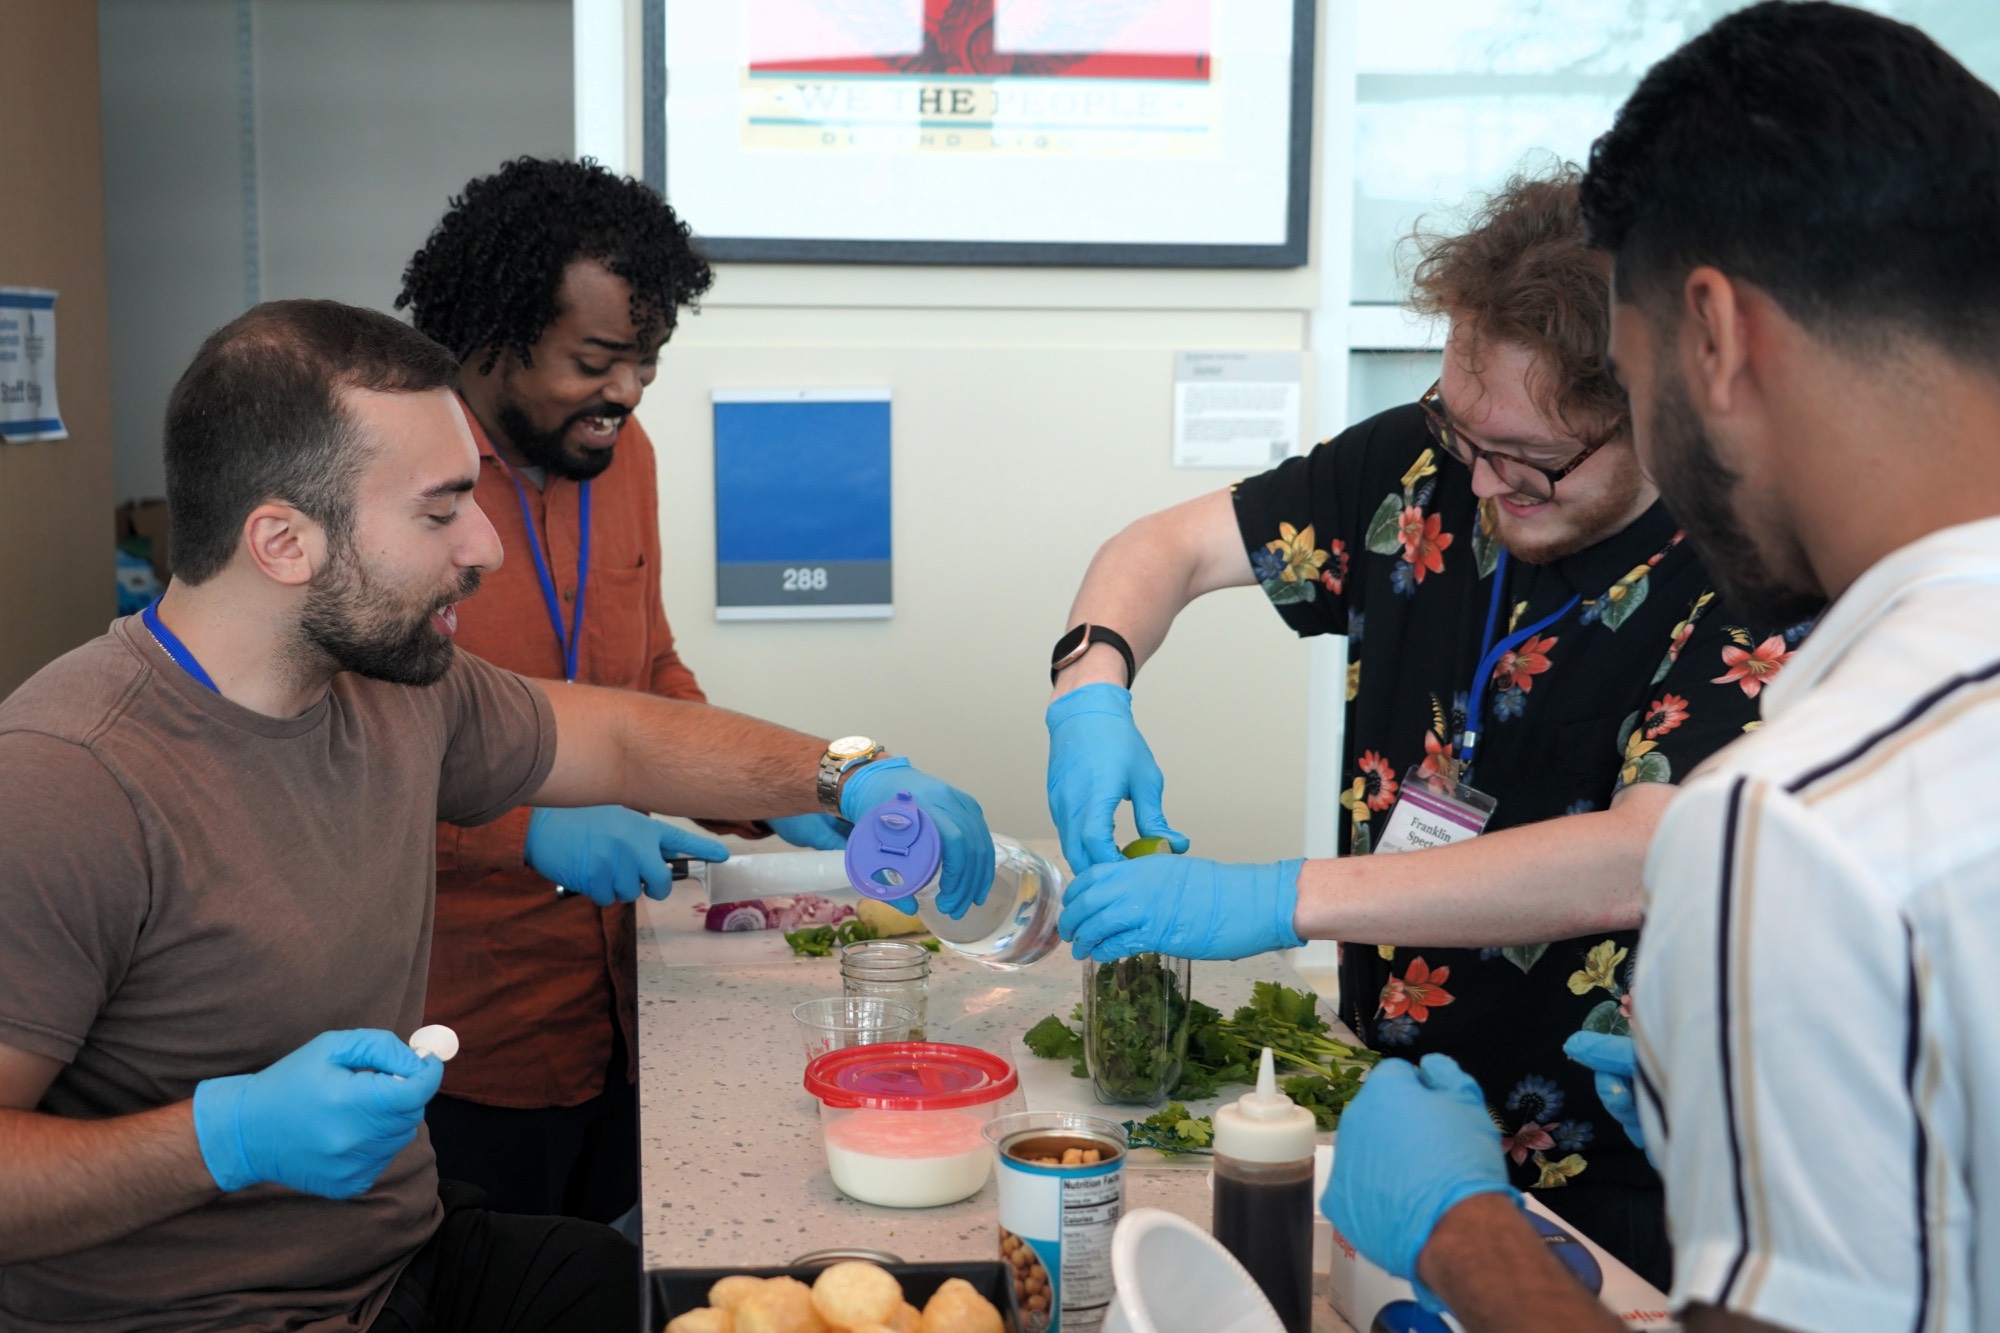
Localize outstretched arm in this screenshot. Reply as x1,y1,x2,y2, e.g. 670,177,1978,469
1052,488,1257,693
1293,781,1670,946
1047,490,1255,870
528,685,824,822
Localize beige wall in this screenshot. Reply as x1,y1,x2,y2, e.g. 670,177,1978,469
0,1,116,697
643,264,1322,861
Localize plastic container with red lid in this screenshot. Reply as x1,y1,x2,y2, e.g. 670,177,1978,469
804,1042,1025,1208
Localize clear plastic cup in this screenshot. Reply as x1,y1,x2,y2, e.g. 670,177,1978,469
792,996,920,1063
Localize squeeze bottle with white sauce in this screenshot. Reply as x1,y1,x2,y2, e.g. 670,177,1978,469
1211,1047,1316,1333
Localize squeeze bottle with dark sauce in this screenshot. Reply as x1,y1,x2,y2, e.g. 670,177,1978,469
1211,1046,1316,1333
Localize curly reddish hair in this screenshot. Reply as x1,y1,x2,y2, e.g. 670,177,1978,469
1408,167,1628,445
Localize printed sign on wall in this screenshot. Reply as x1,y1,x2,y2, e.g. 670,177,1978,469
0,288,65,443
713,388,892,620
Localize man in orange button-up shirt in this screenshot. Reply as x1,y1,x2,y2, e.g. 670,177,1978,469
396,159,849,1231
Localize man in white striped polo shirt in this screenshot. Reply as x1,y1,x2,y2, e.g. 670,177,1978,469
1320,4,2000,1330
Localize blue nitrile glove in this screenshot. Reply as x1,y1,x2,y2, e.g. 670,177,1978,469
1322,1054,1520,1312
524,805,730,905
766,813,852,851
192,1029,444,1199
1565,1030,1647,1155
1045,684,1190,874
1059,855,1305,962
839,757,994,921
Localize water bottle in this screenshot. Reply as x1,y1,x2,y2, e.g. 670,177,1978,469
843,792,1065,970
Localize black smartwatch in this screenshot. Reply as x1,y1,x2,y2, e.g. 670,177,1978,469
1050,624,1138,688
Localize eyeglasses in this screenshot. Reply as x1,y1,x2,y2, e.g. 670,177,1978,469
1418,380,1611,502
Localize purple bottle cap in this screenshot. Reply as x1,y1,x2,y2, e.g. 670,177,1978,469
844,792,942,903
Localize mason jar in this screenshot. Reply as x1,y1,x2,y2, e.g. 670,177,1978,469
1081,953,1193,1107
839,939,931,1040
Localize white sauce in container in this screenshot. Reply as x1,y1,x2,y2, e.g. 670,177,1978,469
821,1108,995,1207
804,1042,1022,1210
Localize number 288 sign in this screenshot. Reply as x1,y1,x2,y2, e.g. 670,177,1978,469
712,388,893,622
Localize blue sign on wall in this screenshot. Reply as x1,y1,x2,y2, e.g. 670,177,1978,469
713,388,892,619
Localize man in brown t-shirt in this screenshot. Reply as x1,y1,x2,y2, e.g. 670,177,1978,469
0,300,995,1332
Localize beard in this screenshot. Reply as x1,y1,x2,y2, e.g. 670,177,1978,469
1492,446,1651,566
1647,371,1826,626
496,395,622,482
298,548,481,687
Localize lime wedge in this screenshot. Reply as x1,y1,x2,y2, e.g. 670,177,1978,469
1121,836,1176,859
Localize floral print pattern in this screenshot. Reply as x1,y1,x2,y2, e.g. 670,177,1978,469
1254,523,1330,606
1491,633,1559,694
1234,407,1794,1217
1397,508,1453,584
1713,632,1794,697
1379,956,1455,1023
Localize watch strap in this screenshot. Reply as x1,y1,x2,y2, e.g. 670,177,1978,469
1050,623,1138,688
816,743,886,817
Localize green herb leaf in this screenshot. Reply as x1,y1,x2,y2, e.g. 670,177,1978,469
1026,978,1382,1128
1024,1014,1085,1061
1121,1102,1215,1155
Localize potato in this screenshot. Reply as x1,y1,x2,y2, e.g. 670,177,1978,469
666,1311,733,1333
737,1276,831,1333
920,1278,1003,1333
855,896,931,937
811,1261,903,1329
710,1275,768,1311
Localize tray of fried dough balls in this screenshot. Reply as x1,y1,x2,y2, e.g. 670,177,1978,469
650,1258,1020,1333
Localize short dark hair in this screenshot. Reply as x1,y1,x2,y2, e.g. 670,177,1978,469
395,157,715,374
1409,167,1625,443
164,299,460,584
1581,1,2000,360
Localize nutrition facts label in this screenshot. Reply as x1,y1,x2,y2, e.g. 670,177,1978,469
1058,1172,1123,1329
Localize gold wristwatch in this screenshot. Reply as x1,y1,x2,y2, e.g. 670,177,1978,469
816,736,887,817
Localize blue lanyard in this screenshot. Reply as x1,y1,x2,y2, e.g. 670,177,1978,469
1459,550,1579,781
494,461,592,683
141,598,219,693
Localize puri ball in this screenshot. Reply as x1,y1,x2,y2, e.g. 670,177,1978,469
408,1024,459,1062
736,1276,830,1333
920,1278,1003,1333
709,1275,767,1311
665,1310,734,1333
810,1261,902,1329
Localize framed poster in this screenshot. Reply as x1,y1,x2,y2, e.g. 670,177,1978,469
712,389,893,620
646,0,1314,266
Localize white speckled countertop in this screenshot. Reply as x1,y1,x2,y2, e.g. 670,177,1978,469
635,849,1360,1332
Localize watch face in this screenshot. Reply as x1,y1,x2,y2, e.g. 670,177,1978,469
828,736,876,759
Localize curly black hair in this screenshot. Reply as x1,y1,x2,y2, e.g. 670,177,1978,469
396,157,715,374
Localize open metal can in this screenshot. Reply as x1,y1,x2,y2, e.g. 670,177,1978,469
982,1111,1128,1333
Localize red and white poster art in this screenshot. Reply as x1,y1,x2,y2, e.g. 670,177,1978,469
658,0,1310,263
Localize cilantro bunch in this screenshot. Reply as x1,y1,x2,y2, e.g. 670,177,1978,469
1024,981,1379,1137
1082,954,1193,1103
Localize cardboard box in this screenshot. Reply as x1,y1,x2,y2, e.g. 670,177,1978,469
1319,1147,1677,1331
115,498,171,582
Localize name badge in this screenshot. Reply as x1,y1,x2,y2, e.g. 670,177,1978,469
1375,765,1496,854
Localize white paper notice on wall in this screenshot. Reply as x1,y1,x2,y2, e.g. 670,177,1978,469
0,288,65,443
1172,351,1299,469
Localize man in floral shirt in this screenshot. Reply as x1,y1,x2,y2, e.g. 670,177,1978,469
1048,169,1805,1286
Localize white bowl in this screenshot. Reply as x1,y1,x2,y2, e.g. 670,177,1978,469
1103,1208,1287,1333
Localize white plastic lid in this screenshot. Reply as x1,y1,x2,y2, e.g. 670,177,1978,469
1212,1048,1316,1164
